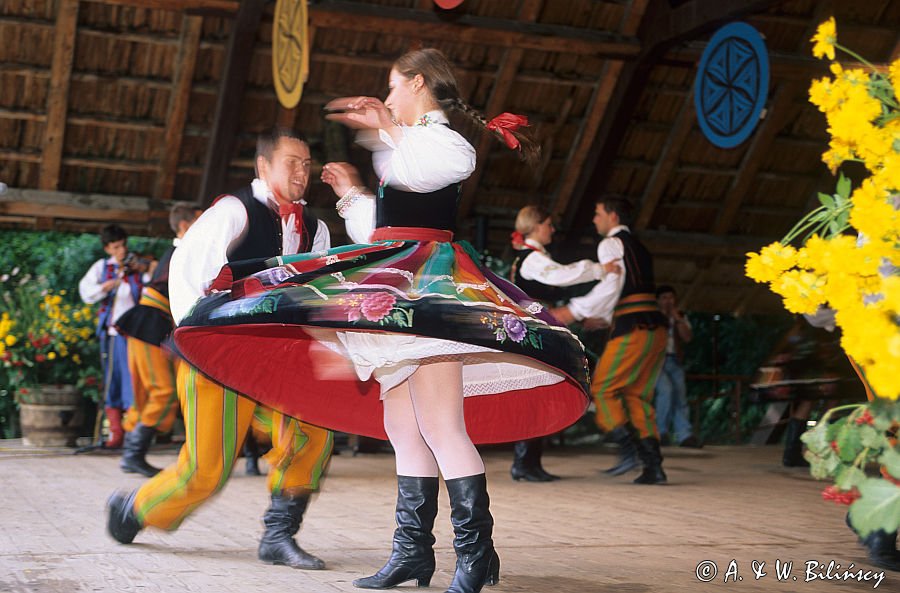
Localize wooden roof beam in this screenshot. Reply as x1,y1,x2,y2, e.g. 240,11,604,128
551,0,651,220
197,0,266,205
458,0,543,220
634,88,694,230
156,15,203,201
38,0,78,191
713,83,801,236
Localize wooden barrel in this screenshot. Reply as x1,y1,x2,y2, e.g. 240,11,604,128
18,385,83,447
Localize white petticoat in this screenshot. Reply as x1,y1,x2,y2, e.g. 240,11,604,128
305,329,565,397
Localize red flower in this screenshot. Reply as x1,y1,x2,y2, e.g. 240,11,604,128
19,387,29,395
35,354,46,363
822,485,861,505
84,376,97,386
830,440,840,454
855,409,875,425
360,292,397,322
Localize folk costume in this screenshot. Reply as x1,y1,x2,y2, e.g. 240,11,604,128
114,240,181,476
172,113,590,445
565,225,668,484
508,237,604,481
171,110,590,593
108,178,334,571
78,256,144,448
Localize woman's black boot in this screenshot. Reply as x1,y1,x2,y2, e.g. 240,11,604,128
445,474,500,593
354,476,439,589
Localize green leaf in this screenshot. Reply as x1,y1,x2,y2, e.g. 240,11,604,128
858,424,887,449
818,192,835,209
801,423,832,455
879,446,900,480
836,173,852,199
848,478,900,537
836,465,867,490
836,421,864,463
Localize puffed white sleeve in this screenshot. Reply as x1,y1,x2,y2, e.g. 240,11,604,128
339,191,376,244
169,197,247,324
312,219,331,251
519,251,604,287
566,237,626,322
78,259,108,304
374,126,476,192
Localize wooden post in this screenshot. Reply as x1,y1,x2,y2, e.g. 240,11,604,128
39,0,79,191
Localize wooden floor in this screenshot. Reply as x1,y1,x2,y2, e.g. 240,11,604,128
0,440,891,593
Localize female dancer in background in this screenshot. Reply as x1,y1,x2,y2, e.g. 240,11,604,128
173,49,590,593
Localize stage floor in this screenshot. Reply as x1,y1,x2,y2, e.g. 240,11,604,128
0,440,889,592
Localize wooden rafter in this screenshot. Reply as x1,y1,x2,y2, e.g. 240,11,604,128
38,0,78,191
551,0,651,220
156,15,203,201
80,0,237,12
641,0,789,48
634,88,695,230
457,0,543,220
712,83,799,235
197,0,266,205
0,188,169,231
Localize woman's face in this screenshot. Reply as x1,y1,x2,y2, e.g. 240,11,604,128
529,217,555,246
385,68,422,126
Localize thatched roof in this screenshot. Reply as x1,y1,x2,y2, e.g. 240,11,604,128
2,0,896,312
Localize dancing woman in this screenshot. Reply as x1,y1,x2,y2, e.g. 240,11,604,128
173,49,590,593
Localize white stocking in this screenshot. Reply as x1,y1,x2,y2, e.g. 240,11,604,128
408,360,484,479
383,382,439,477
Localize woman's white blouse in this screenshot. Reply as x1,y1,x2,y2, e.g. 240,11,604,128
341,110,476,243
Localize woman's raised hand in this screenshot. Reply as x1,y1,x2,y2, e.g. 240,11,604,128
321,162,364,198
325,96,394,130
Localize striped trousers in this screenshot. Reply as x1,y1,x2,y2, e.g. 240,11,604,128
123,338,179,433
591,327,667,438
133,364,333,530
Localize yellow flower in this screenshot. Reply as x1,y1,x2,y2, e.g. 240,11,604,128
72,354,81,364
811,17,837,60
47,352,57,360
5,334,16,346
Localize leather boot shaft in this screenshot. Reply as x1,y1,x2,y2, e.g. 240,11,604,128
445,474,500,593
120,423,162,477
633,437,667,485
603,425,640,476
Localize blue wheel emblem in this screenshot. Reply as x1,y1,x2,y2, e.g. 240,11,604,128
694,22,769,149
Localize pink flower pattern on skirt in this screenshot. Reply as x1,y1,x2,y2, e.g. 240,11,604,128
359,292,397,322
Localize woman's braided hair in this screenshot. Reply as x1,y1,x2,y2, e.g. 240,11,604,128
393,48,540,166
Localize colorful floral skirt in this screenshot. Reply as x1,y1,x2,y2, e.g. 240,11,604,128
174,230,590,444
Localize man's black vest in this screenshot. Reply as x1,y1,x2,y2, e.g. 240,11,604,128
610,229,667,339
226,184,319,261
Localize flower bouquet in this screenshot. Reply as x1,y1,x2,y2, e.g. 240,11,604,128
745,18,899,538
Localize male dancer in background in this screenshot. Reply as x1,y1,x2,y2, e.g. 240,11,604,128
552,195,669,485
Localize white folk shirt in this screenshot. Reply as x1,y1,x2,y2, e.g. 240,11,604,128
169,178,331,324
566,225,629,323
519,238,604,287
341,110,476,244
78,258,149,336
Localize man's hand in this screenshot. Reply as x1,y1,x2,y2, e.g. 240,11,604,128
321,162,365,198
602,260,622,276
582,317,610,332
101,279,118,293
549,305,575,325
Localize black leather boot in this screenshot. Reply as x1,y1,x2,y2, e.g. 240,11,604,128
633,437,667,484
258,493,325,569
510,440,557,482
603,425,640,476
244,434,262,476
354,476,439,589
847,513,900,571
120,423,162,477
445,474,500,593
106,490,142,544
782,418,810,467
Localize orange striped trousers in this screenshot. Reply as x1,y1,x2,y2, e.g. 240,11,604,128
591,327,667,438
123,338,179,433
133,364,333,531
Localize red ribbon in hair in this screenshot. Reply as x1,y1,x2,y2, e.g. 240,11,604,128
487,113,529,150
510,230,525,248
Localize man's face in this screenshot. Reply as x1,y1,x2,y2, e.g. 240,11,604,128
258,137,311,205
658,291,676,314
592,203,618,236
103,239,127,264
